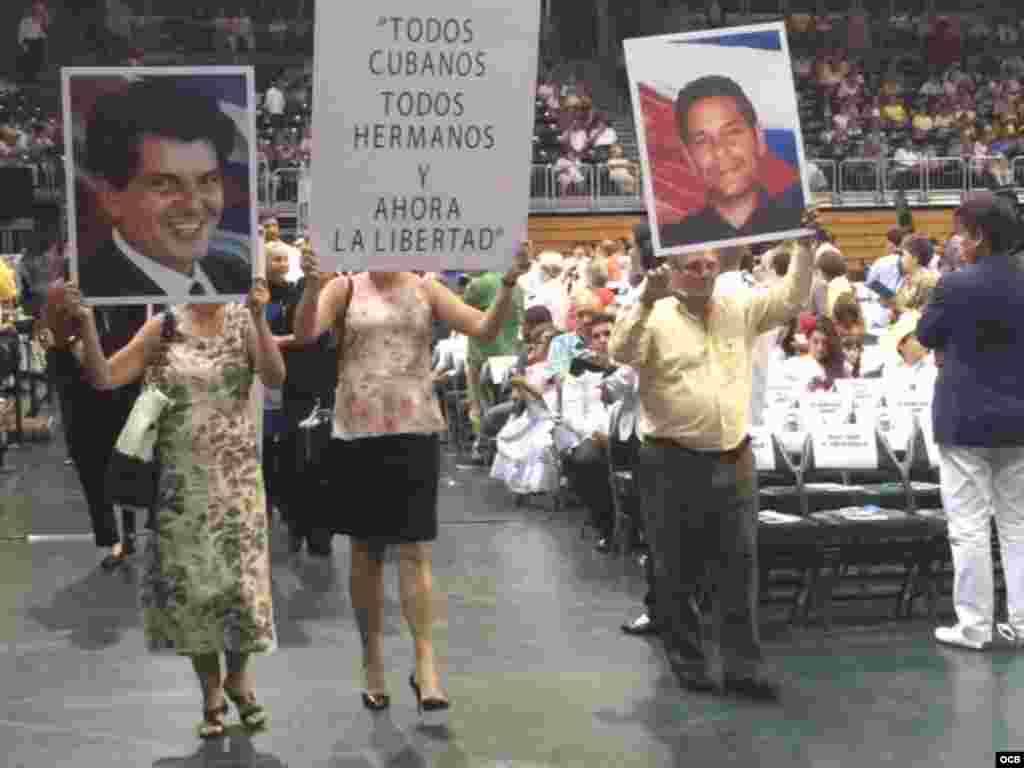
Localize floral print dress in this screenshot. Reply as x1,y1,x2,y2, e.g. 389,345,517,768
141,304,276,656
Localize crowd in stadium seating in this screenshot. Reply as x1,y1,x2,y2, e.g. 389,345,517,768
7,7,1024,202
0,84,58,163
787,13,1024,192
532,75,638,196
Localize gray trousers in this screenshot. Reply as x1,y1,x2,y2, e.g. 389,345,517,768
638,436,763,679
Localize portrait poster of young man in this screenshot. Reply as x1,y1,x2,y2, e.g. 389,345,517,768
624,22,813,256
62,68,258,305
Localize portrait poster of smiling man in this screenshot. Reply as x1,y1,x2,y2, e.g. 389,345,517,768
624,23,812,256
62,67,257,305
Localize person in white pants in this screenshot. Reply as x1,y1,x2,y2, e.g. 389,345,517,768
916,191,1024,650
936,446,1024,648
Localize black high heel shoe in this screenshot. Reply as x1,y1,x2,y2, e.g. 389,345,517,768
361,691,390,711
408,673,450,726
100,536,135,570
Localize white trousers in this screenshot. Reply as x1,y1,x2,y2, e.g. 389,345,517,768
938,444,1024,635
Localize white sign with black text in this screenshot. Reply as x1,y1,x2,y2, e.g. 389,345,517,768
312,2,541,271
810,426,878,470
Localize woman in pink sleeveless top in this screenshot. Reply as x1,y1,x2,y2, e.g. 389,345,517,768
294,245,530,723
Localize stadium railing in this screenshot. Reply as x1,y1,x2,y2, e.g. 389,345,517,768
24,157,1024,217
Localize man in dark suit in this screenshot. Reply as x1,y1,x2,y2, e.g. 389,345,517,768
45,263,147,569
916,191,1024,651
660,75,803,249
78,77,252,300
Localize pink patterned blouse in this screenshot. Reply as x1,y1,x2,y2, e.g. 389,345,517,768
332,273,446,440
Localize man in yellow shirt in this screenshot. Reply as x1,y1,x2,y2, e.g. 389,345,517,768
609,209,815,699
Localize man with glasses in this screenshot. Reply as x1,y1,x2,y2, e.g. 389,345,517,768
610,208,816,700
561,312,638,553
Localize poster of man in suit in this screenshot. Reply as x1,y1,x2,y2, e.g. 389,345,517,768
63,67,257,304
624,23,812,256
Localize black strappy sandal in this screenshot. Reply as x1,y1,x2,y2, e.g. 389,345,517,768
361,691,391,711
197,702,228,739
100,537,135,570
408,673,450,726
224,686,268,730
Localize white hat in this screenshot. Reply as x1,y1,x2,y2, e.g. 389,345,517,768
881,310,921,358
538,251,564,269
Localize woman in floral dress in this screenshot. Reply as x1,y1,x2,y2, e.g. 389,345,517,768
64,280,285,739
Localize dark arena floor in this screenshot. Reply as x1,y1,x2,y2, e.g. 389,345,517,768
1,414,1022,768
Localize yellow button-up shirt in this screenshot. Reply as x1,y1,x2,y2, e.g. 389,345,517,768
609,252,812,451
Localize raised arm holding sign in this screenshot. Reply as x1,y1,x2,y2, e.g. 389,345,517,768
291,238,530,721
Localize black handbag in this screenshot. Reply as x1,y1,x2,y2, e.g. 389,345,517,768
104,311,176,509
294,274,350,477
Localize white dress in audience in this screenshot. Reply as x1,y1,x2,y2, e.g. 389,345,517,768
490,365,561,494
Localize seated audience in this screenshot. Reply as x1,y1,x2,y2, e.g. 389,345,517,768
831,293,867,339
815,246,854,317
490,323,562,495
780,314,850,392
559,312,639,552
526,252,569,330
475,305,554,446
555,150,586,193
888,311,937,394
893,235,939,315
606,144,638,194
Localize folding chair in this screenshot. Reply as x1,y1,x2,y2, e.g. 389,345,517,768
441,374,474,462
605,400,641,558
803,425,937,626
753,429,824,625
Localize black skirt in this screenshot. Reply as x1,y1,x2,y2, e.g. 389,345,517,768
328,433,440,543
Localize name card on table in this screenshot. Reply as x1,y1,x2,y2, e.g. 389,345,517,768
749,427,776,472
873,402,913,453
764,399,808,455
764,379,798,411
805,393,849,428
810,426,879,470
885,392,931,453
835,378,886,414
